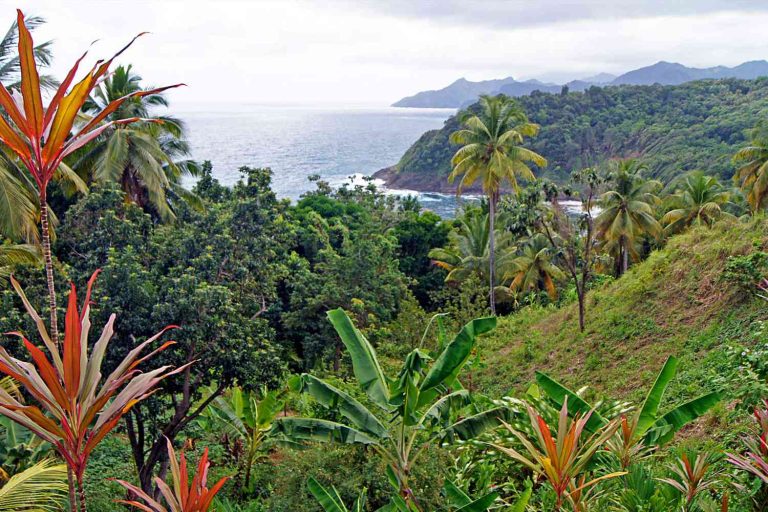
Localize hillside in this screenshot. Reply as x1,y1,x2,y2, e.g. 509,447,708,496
391,60,768,108
475,220,767,414
376,78,768,192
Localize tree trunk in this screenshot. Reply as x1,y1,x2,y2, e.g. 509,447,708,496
577,286,585,332
622,236,629,275
488,195,497,316
39,196,59,344
77,478,87,512
67,468,77,512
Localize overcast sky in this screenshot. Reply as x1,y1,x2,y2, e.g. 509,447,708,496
7,0,768,106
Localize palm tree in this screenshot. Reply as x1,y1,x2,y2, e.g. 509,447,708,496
449,95,547,314
733,121,768,213
75,64,200,221
0,459,67,511
596,159,661,275
428,208,515,301
0,244,38,281
0,14,55,90
661,172,733,235
504,233,564,300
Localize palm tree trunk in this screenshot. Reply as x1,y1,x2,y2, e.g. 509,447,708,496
39,194,59,345
488,195,497,316
622,236,629,275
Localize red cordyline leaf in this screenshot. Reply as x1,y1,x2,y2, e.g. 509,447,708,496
116,438,230,511
0,271,181,483
0,10,184,196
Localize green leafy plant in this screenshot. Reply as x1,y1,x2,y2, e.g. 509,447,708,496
199,385,293,493
274,309,502,510
536,356,721,469
658,452,724,512
307,476,366,512
115,438,229,512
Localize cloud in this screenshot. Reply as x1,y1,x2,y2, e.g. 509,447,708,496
338,0,768,29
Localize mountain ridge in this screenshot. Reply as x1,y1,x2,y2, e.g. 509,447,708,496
392,60,768,108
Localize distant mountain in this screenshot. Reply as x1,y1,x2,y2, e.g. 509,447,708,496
392,77,518,108
391,60,768,108
612,60,768,85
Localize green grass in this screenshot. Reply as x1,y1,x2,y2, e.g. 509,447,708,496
475,218,768,414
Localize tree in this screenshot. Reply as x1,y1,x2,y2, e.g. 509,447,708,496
733,121,768,213
0,14,54,90
449,94,547,314
595,159,661,276
661,172,734,235
57,175,285,496
503,233,564,301
0,10,181,345
428,208,515,303
538,169,604,331
274,309,504,510
75,65,200,221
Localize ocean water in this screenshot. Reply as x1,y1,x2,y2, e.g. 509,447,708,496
180,104,464,215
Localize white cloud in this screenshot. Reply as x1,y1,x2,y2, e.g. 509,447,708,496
7,0,768,105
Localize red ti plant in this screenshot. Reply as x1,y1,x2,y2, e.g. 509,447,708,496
115,438,229,512
0,10,183,344
493,398,624,510
0,271,186,511
727,400,768,483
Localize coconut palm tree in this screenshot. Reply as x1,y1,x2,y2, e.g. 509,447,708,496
0,459,67,511
0,244,38,282
596,159,661,275
661,172,733,235
733,121,768,213
0,14,54,90
504,233,564,300
428,208,515,301
75,64,200,221
449,95,546,314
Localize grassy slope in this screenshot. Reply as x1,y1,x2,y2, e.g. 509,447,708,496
475,219,767,417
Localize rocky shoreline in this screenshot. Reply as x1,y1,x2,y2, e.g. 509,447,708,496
373,166,485,194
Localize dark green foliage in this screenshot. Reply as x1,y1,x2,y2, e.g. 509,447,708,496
722,247,768,291
394,78,768,186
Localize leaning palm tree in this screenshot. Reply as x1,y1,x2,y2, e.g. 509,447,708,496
595,159,661,275
428,208,515,301
74,64,200,221
503,233,564,300
733,121,768,213
0,243,38,281
449,95,547,314
661,172,733,235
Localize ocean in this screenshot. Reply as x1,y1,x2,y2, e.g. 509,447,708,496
180,104,469,216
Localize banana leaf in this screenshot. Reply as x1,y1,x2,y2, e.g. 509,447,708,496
535,372,607,432
272,418,379,446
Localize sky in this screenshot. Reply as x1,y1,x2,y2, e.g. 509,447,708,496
6,0,768,107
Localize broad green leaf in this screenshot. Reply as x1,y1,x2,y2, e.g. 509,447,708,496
455,491,498,512
509,482,532,512
294,374,387,438
272,418,379,446
420,317,496,395
649,391,721,445
308,477,348,512
327,309,391,411
421,390,471,428
441,406,510,442
444,480,472,508
535,372,606,432
635,356,678,436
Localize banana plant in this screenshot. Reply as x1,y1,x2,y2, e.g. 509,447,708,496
535,356,721,469
199,385,295,493
273,309,503,511
307,477,366,512
443,480,502,511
